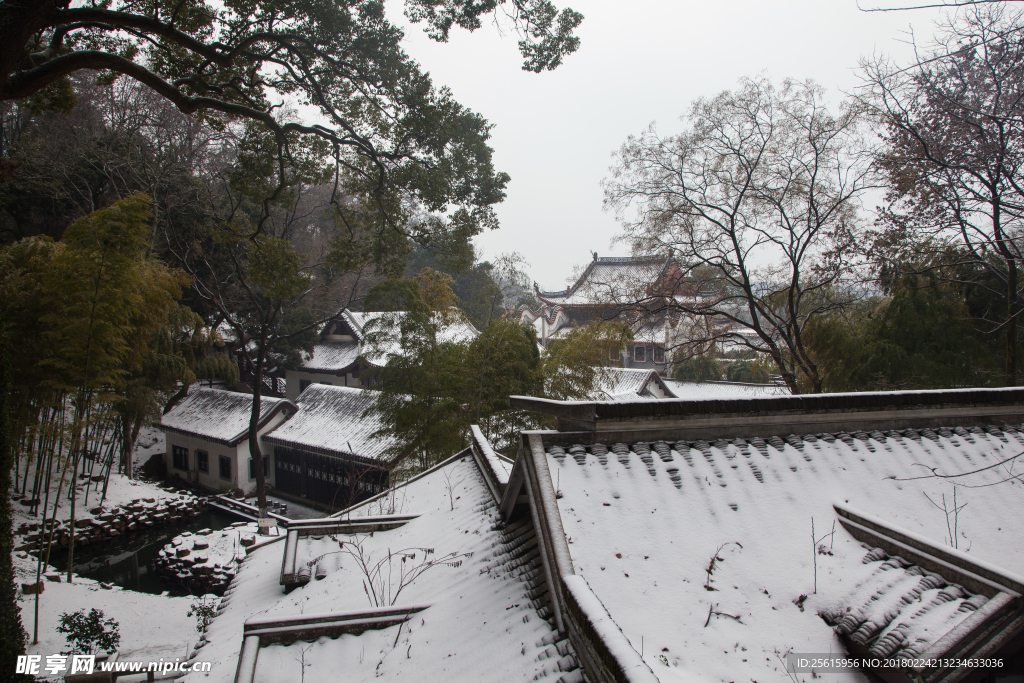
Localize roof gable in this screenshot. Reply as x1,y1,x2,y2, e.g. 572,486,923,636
160,388,295,446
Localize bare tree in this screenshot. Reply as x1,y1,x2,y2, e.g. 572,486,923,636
862,5,1024,385
604,77,871,393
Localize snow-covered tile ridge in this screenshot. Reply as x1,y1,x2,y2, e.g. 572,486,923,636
822,546,984,660
262,385,395,463
235,605,432,683
562,574,659,682
543,424,1024,682
834,504,1024,594
470,425,511,503
298,342,360,372
161,388,296,445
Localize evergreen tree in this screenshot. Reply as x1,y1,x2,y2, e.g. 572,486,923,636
805,275,999,391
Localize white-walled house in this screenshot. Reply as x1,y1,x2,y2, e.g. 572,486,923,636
160,389,298,495
286,309,479,401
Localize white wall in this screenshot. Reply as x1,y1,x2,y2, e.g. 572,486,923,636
285,370,362,401
162,408,292,495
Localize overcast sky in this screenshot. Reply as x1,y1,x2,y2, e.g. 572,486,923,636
385,0,949,290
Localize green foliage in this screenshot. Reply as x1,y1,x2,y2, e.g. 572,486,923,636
1,194,218,477
541,321,633,401
0,310,29,682
674,356,723,382
365,279,426,314
57,609,121,655
805,276,999,391
726,359,770,384
467,320,543,450
187,599,217,635
364,273,466,467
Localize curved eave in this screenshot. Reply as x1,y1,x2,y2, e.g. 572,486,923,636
260,436,396,469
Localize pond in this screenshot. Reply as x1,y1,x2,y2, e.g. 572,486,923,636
48,508,237,596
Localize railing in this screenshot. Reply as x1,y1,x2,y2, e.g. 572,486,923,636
234,605,430,683
209,496,290,526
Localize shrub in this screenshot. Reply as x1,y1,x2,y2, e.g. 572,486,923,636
674,356,723,382
727,359,770,384
56,609,120,655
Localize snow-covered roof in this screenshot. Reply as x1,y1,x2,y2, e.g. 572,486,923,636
538,256,669,307
592,368,673,401
190,452,586,683
541,422,1024,681
298,342,360,373
160,388,295,446
663,378,791,399
262,385,396,464
296,310,480,373
359,310,480,366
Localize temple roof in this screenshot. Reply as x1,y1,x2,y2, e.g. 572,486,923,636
537,256,671,307
299,310,479,373
592,368,674,401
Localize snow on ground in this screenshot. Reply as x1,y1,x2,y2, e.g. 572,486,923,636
157,522,283,593
14,469,196,532
13,552,205,679
134,426,165,471
547,428,1024,682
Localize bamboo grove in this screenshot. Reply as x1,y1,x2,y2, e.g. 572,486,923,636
0,195,236,637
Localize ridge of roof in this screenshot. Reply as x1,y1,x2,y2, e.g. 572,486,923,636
536,255,672,305
160,388,296,446
511,386,1024,443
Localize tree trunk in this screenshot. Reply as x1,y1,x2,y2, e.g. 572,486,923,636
1008,256,1018,386
247,345,268,525
0,323,29,681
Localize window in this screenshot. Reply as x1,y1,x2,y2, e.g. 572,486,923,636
172,446,188,471
299,380,311,393
248,456,269,481
219,456,232,480
196,450,209,473
653,346,665,363
633,345,647,363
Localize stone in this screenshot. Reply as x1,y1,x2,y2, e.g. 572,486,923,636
44,573,61,583
21,582,44,595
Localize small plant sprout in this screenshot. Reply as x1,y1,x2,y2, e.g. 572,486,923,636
924,489,969,549
441,466,466,512
703,541,742,591
810,517,836,594
340,534,471,607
